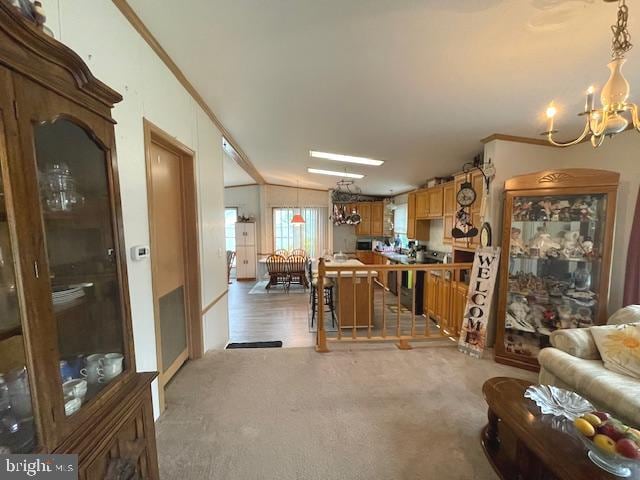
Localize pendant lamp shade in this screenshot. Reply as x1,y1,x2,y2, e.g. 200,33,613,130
291,213,305,224
291,179,305,224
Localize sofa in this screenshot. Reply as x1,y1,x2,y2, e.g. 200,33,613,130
538,305,640,427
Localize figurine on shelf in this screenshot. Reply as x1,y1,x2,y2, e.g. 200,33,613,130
557,304,574,329
530,227,561,258
510,227,527,256
578,236,595,258
513,200,533,221
506,295,535,333
561,230,581,259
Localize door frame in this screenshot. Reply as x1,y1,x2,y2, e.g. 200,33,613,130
143,118,203,412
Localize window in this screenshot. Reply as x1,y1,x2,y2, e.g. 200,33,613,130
394,203,408,247
225,207,238,254
272,207,328,258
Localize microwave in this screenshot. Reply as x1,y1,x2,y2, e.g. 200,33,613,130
356,240,372,251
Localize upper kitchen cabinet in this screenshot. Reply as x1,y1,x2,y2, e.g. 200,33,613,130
356,203,371,236
370,202,384,236
407,193,416,239
415,191,429,219
426,186,443,218
442,182,455,244
354,201,385,237
0,4,158,476
452,169,485,250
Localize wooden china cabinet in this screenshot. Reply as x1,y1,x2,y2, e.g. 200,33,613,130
0,3,159,479
495,169,619,372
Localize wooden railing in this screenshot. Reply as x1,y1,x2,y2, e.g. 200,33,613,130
315,258,473,352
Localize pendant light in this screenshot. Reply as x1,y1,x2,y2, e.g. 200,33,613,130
291,179,305,224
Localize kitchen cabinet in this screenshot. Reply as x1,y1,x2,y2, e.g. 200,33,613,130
415,191,429,219
443,182,455,215
356,203,371,236
450,281,469,338
452,170,485,250
0,6,159,476
370,202,384,235
426,187,443,218
407,193,416,240
495,168,618,371
355,251,374,264
424,272,468,338
235,223,257,279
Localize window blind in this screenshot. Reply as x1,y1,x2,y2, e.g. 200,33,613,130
272,207,328,258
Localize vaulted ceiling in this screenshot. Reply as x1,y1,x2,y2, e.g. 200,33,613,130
128,0,639,194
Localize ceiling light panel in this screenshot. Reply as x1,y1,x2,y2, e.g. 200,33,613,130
307,168,365,179
309,151,384,166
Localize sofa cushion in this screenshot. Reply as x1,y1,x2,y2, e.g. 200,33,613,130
549,328,600,360
538,347,640,427
608,305,640,325
591,323,640,379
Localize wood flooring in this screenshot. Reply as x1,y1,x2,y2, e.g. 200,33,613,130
228,279,316,348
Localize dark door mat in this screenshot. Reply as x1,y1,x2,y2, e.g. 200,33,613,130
226,341,283,349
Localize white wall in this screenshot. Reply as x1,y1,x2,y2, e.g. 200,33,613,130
42,0,229,418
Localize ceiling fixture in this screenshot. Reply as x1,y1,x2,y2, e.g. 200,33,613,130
542,0,639,148
307,168,365,179
309,150,384,166
291,180,305,224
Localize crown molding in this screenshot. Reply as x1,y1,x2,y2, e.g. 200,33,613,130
112,0,265,184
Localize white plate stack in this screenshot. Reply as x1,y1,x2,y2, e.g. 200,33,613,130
52,286,86,305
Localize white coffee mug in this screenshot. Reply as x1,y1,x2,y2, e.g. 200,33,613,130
102,353,124,380
81,354,105,384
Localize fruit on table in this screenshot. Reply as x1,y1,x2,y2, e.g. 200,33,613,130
593,434,617,455
574,418,596,437
598,422,624,441
582,413,603,427
616,438,640,460
592,411,610,422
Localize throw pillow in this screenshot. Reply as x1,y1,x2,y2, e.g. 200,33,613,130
591,323,640,379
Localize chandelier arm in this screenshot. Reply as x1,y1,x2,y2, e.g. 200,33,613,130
546,121,591,147
629,103,640,132
589,109,611,137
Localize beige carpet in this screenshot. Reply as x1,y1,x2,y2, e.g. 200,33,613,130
156,344,537,479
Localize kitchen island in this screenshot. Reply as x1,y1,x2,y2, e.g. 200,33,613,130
314,259,377,328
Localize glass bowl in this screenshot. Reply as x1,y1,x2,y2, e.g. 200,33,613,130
571,424,640,477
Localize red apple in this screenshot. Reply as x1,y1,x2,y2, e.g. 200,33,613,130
598,423,624,441
593,411,611,422
616,438,640,460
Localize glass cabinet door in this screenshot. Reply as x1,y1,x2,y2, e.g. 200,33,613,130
33,119,125,417
0,131,37,452
504,192,607,358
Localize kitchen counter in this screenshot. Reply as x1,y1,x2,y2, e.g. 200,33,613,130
375,251,433,265
313,259,378,278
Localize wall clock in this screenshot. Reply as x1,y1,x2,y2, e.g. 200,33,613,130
456,181,476,207
480,222,492,247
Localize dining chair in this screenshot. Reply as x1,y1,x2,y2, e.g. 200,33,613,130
265,254,289,290
287,255,308,289
290,248,307,258
225,250,236,284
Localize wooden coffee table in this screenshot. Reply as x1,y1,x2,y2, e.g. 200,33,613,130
481,377,618,480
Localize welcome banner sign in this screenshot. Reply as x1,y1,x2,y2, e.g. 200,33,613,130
458,247,501,359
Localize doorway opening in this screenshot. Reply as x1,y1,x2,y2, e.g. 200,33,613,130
144,119,202,412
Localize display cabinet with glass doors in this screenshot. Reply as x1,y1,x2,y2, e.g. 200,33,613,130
495,169,619,371
0,3,159,478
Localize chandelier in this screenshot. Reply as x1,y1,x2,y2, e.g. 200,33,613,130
542,0,639,147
